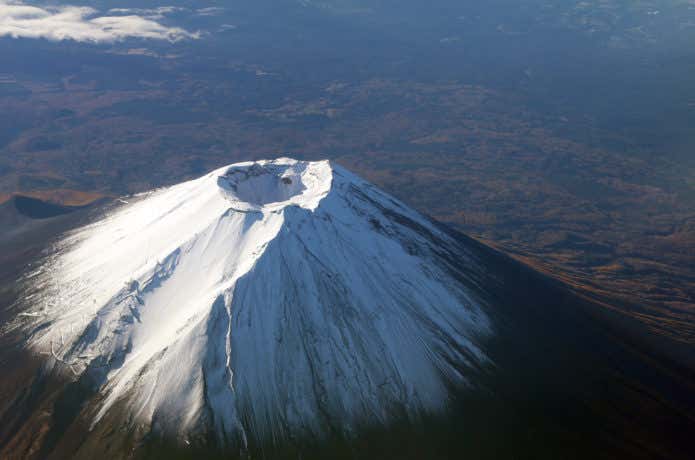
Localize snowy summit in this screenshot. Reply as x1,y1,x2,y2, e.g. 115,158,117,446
22,158,492,446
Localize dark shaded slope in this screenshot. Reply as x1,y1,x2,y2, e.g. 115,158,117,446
0,195,90,242
0,197,29,235
11,196,82,220
440,226,695,460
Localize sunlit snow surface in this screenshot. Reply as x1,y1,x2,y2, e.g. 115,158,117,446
21,158,492,445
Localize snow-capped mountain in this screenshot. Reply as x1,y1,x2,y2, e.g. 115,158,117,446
7,158,695,460
21,158,493,446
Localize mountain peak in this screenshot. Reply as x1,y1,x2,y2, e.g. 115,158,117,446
215,158,334,212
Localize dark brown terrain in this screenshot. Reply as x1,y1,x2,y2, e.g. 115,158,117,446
1,70,693,346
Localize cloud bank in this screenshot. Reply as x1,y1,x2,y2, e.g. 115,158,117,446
0,1,198,43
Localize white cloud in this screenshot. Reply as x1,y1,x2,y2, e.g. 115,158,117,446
0,1,198,43
195,7,224,16
107,6,185,20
